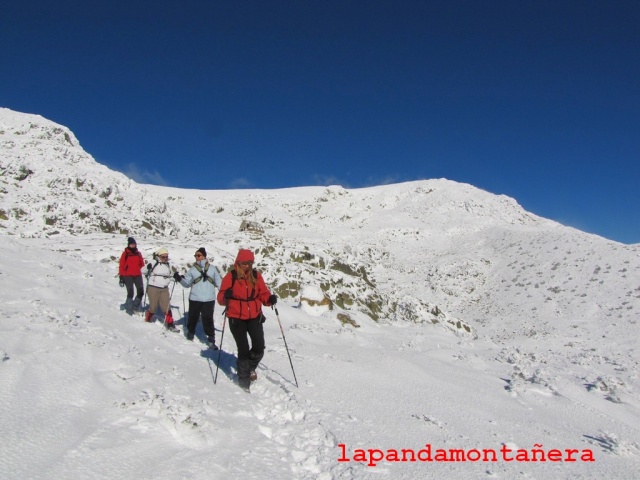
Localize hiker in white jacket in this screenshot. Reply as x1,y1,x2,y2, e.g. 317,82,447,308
144,247,177,331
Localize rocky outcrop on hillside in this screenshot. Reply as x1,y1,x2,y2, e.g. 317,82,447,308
1,109,202,238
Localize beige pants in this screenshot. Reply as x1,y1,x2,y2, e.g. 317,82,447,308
147,286,170,314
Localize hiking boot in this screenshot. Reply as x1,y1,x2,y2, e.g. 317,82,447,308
186,332,195,341
125,298,134,315
144,311,153,322
250,370,258,382
238,378,251,393
165,322,179,332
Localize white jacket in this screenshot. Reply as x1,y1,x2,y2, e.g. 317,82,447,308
146,261,173,288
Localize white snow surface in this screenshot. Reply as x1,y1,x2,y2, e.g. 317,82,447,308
1,108,640,478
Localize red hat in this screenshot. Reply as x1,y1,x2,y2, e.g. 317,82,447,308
235,249,255,264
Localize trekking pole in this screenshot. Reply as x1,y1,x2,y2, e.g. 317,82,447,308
214,311,227,384
273,306,299,388
142,262,153,310
142,274,149,309
165,281,177,328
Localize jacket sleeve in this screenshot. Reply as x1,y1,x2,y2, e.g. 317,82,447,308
256,273,273,305
213,267,223,289
118,252,126,276
179,267,195,288
217,273,233,306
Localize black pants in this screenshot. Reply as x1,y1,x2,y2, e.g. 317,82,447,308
187,300,215,339
123,275,144,305
229,316,265,381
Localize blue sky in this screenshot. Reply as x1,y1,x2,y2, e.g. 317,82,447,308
2,1,638,244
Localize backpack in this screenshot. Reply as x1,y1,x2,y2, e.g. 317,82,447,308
146,253,163,278
193,261,216,285
229,268,259,300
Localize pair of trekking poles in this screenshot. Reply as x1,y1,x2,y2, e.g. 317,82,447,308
214,305,299,388
144,272,298,388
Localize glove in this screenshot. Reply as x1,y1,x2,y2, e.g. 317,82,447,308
146,263,152,271
119,276,125,287
268,294,278,305
173,272,183,282
224,289,234,299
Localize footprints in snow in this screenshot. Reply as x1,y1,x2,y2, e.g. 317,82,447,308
250,370,338,477
115,389,215,448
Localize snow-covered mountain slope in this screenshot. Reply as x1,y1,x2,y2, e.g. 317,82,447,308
1,108,639,478
2,108,638,340
0,108,186,237
1,233,638,479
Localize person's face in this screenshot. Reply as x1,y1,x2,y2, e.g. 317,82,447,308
239,261,253,271
129,243,136,249
159,254,168,261
194,252,204,260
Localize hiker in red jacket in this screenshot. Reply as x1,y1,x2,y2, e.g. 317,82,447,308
217,249,277,392
118,237,145,315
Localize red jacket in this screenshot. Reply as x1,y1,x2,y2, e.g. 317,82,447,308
119,248,145,277
217,268,273,320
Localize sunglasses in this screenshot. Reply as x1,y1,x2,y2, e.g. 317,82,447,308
239,261,254,267
194,253,204,258
159,255,168,259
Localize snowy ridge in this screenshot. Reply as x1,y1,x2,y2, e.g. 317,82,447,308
1,108,640,478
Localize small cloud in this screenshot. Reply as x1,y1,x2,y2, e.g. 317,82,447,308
311,173,411,189
122,163,169,186
228,177,253,189
363,174,403,187
312,174,349,187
